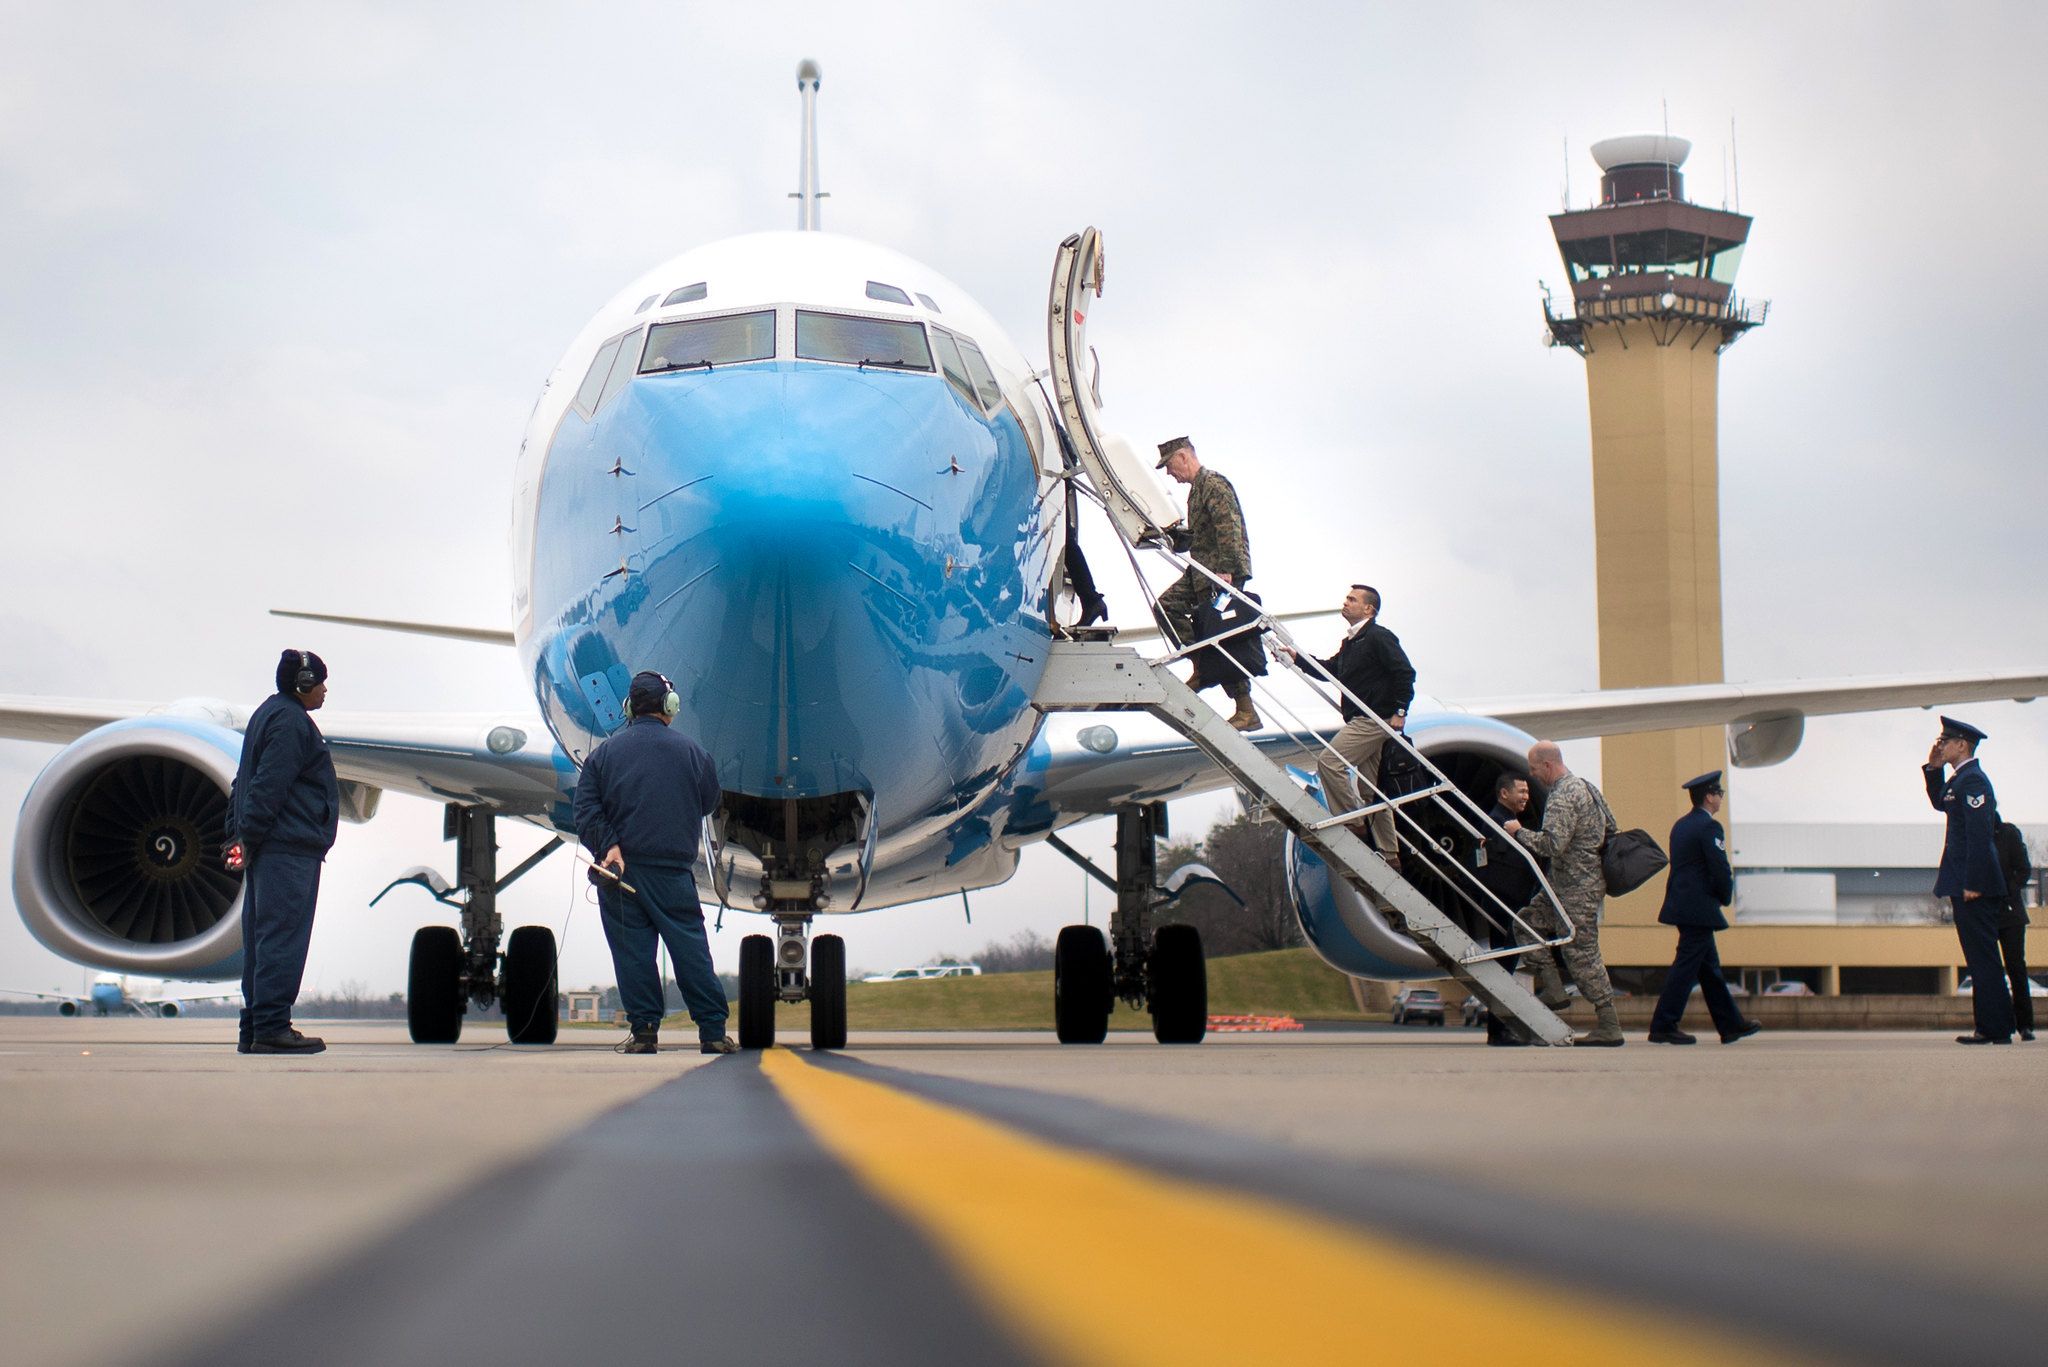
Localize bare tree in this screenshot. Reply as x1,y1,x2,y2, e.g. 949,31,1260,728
1158,814,1302,955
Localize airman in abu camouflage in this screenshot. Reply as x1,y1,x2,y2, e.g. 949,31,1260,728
1504,740,1625,1046
1155,436,1259,731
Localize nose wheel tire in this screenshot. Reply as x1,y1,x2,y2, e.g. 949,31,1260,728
502,925,559,1045
1054,925,1111,1044
407,925,465,1044
1148,923,1207,1044
738,933,776,1050
810,933,847,1050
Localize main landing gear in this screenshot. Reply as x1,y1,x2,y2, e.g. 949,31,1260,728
737,913,847,1051
1052,803,1208,1045
401,805,564,1045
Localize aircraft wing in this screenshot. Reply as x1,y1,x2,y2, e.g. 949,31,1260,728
1458,669,2048,740
0,695,566,819
0,987,87,1007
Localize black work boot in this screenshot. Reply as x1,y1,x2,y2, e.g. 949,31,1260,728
615,1026,658,1055
248,1028,325,1055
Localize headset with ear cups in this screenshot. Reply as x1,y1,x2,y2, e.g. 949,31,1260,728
292,649,319,695
658,673,681,720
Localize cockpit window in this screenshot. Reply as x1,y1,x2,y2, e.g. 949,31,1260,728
794,311,934,371
865,281,912,306
573,336,624,416
635,294,658,313
596,327,643,409
956,338,1003,411
640,310,775,373
915,292,941,312
928,327,977,405
662,282,708,306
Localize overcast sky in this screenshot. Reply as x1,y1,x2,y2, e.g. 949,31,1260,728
3,2,2045,998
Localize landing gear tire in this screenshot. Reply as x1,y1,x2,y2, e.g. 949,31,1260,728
810,933,847,1051
501,925,559,1045
1054,925,1112,1044
738,933,776,1050
407,925,465,1044
1148,923,1207,1044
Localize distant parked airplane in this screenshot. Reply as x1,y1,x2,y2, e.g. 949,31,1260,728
1,974,238,1018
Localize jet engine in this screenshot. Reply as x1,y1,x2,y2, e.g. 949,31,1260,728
1285,715,1546,981
157,1001,183,1018
13,718,246,979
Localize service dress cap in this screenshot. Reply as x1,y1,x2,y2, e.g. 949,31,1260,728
1156,435,1193,468
1938,715,1988,744
1680,770,1724,793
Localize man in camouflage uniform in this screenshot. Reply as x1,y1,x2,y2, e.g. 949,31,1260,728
1155,436,1259,731
1504,741,1625,1046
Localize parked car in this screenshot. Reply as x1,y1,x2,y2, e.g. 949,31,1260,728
1955,975,2048,996
1762,980,1815,997
1391,987,1445,1027
859,963,983,983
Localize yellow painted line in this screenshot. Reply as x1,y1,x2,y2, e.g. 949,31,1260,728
760,1049,1813,1367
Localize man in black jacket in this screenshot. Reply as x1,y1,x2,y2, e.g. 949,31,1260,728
226,649,340,1055
1645,771,1760,1045
1472,772,1538,1045
1281,585,1415,864
574,671,736,1055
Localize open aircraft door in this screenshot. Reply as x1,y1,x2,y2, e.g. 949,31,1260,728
1048,228,1182,544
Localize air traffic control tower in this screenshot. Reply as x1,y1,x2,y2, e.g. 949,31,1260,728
1545,133,1765,920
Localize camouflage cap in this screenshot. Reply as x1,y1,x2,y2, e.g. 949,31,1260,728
1156,436,1193,468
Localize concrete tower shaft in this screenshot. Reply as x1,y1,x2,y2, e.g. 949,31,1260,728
1545,130,1765,924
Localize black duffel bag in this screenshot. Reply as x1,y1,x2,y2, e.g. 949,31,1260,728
1187,587,1268,689
1590,786,1667,895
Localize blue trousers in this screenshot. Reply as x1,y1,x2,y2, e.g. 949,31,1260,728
238,850,321,1041
1954,897,2016,1040
598,862,727,1041
1650,925,1744,1035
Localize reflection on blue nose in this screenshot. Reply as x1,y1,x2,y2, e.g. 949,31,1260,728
619,366,981,812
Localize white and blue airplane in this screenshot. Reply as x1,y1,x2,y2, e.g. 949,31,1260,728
5,65,2044,1048
0,974,236,1019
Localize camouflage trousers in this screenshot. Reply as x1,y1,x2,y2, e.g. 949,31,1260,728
1158,568,1249,700
1518,887,1614,1008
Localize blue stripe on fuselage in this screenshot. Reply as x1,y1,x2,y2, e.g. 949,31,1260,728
526,360,1058,838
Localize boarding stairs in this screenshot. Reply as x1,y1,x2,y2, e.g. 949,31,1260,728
1042,226,1577,1047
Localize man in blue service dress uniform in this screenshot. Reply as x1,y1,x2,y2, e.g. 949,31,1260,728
1646,772,1761,1045
574,671,738,1055
1924,717,2014,1044
226,649,340,1056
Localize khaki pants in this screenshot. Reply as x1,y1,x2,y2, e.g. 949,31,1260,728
1317,717,1396,856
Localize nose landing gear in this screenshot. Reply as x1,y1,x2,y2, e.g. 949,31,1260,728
1050,803,1209,1045
737,913,847,1051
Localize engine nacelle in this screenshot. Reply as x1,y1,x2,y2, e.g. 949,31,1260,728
157,1001,183,1018
57,999,80,1017
1286,714,1543,981
1727,711,1803,768
13,718,246,979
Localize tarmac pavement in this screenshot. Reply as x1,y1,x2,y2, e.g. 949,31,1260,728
1,1018,2041,1366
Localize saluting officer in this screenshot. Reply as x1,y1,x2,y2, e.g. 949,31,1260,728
574,671,737,1056
1924,717,2014,1044
1646,772,1761,1046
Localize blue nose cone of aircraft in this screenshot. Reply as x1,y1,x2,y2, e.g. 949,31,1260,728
616,364,995,812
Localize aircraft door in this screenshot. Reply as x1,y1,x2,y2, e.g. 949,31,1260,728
1047,228,1182,544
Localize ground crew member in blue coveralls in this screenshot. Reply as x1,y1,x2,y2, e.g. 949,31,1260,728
225,649,339,1056
1924,716,2014,1044
574,670,738,1056
1646,771,1762,1046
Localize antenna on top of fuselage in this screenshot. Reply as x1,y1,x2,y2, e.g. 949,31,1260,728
792,59,827,230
